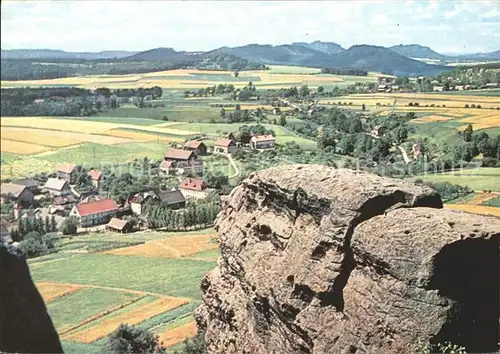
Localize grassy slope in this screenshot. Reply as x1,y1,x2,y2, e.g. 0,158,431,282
31,253,216,299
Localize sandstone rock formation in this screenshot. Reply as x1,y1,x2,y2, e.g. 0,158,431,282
196,165,500,354
0,243,63,353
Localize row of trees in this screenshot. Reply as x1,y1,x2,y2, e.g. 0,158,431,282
1,85,161,116
144,201,220,230
321,68,368,76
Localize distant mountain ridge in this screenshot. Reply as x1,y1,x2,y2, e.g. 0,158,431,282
388,44,500,61
389,44,447,60
3,41,500,77
1,49,137,60
292,40,345,55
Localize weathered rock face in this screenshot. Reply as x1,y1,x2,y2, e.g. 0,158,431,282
0,243,63,353
196,165,500,354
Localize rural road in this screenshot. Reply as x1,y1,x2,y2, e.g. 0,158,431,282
224,153,240,179
398,145,411,164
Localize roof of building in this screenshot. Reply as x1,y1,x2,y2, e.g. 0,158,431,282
130,191,157,204
88,169,103,181
106,217,129,231
252,134,275,142
184,140,204,149
75,198,119,217
44,178,69,191
214,138,235,147
156,190,186,205
1,183,27,198
180,178,208,191
164,149,194,161
160,160,174,169
57,163,76,174
52,195,76,205
10,179,39,188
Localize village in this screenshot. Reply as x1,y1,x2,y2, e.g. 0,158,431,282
0,132,276,245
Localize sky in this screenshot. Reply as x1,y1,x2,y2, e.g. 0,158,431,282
1,0,499,54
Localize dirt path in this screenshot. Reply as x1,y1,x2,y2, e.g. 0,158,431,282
398,145,411,164
225,153,240,179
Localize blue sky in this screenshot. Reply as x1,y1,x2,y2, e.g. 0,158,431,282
1,0,499,54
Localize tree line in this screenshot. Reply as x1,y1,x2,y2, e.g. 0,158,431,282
144,201,220,230
1,85,162,117
9,215,59,258
321,68,368,76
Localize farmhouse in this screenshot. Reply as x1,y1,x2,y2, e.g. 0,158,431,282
56,163,77,183
88,169,104,188
10,179,39,193
70,198,119,227
370,126,384,137
160,149,204,176
179,178,209,199
1,183,35,207
157,190,186,210
184,140,207,156
376,84,388,92
251,135,276,150
106,218,132,233
43,178,72,197
129,191,157,215
214,139,236,154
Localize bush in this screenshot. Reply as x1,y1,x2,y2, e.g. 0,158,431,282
61,216,78,235
174,330,206,354
107,324,165,354
18,232,55,258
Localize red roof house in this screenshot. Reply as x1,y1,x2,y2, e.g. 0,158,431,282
71,198,119,227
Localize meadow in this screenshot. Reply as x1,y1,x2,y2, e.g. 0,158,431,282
29,229,219,353
410,168,500,192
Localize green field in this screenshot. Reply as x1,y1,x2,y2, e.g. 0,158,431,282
47,288,139,332
32,253,215,299
33,142,168,165
483,197,500,207
411,168,500,191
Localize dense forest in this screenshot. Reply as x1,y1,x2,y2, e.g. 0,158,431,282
0,86,163,116
1,53,265,81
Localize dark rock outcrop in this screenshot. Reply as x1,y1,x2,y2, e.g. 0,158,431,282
0,243,63,353
196,165,500,354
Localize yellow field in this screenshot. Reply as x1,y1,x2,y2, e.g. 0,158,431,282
36,282,81,303
412,114,456,123
457,111,500,131
1,139,52,154
105,234,218,259
0,68,374,90
63,297,189,343
444,204,500,217
1,117,120,134
1,126,83,147
158,321,198,348
463,192,499,205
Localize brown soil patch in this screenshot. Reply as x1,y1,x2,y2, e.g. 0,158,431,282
444,204,500,217
105,234,218,259
158,321,198,348
36,282,81,303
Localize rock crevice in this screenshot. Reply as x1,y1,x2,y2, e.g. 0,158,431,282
196,165,499,354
